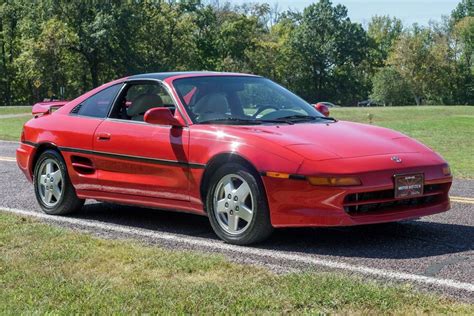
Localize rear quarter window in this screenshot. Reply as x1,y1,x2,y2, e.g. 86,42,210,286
72,84,122,118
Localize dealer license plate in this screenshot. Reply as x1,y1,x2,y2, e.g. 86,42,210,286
394,173,424,199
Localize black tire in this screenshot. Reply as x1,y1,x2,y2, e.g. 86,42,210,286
206,163,273,245
33,149,84,215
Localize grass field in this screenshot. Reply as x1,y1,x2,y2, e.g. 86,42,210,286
0,105,472,177
0,212,472,314
0,116,31,141
0,106,31,141
331,106,474,178
0,105,31,115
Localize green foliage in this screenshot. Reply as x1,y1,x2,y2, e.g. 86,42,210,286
287,0,369,104
368,15,403,67
387,27,457,105
452,0,474,22
370,67,412,106
0,0,474,106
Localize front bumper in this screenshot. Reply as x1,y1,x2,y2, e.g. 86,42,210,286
263,158,452,228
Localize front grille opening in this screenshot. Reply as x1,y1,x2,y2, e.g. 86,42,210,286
344,184,448,215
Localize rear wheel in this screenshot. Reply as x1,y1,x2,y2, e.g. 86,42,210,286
206,163,273,245
34,150,84,215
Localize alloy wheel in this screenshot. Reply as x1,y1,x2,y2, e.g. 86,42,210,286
37,158,63,207
213,174,255,235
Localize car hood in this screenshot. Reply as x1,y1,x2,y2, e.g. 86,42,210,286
225,120,432,161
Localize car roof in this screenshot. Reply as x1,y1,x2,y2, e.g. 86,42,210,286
128,71,259,81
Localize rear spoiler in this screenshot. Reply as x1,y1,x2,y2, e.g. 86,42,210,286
32,100,69,116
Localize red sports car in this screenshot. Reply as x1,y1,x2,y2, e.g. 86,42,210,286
17,72,452,244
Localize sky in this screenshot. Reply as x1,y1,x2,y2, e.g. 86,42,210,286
231,0,460,26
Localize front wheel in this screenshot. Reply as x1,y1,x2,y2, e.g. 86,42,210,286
206,163,273,245
34,149,84,215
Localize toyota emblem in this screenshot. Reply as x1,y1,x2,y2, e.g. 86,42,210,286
391,156,402,163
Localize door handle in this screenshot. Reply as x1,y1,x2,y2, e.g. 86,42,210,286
97,132,111,141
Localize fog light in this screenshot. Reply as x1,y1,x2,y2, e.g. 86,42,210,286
442,165,451,176
307,176,361,186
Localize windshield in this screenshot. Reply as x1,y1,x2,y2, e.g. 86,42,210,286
173,76,326,124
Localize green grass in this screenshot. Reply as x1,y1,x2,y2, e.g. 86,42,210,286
0,116,31,141
0,212,472,314
332,106,474,178
0,106,31,115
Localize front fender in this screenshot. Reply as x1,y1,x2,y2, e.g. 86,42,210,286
189,126,304,174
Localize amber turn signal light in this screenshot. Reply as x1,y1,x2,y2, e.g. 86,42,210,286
442,165,451,176
307,176,361,186
266,172,290,179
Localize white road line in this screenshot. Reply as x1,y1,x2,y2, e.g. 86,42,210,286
0,140,19,144
1,207,473,293
0,156,16,162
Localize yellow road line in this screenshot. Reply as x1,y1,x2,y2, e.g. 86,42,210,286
0,156,16,162
451,196,474,200
451,196,474,204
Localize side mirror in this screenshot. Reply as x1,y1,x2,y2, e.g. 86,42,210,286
144,107,184,127
314,103,330,117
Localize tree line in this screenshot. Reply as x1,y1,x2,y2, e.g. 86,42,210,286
1,0,473,106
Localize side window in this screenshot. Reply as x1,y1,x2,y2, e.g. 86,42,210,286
72,84,122,118
111,83,175,121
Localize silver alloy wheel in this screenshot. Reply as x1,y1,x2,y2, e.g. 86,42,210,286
213,174,255,235
37,158,63,207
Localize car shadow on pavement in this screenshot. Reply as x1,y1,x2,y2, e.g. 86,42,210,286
74,201,473,260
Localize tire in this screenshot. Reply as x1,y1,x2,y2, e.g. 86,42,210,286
33,149,84,215
206,163,273,245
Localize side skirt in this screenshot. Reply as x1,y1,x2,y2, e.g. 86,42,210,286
76,189,207,216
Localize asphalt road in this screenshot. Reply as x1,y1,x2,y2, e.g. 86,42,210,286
1,140,473,301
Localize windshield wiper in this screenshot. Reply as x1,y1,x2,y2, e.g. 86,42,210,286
315,116,337,121
198,118,262,125
258,119,294,125
198,117,296,125
275,115,337,122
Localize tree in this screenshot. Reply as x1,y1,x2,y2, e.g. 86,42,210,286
452,16,474,103
0,0,22,105
367,15,403,67
191,4,220,70
370,67,412,105
452,0,474,23
454,16,474,68
14,18,78,102
1,0,473,107
287,0,369,104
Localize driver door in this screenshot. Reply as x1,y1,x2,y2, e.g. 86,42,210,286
93,80,191,201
